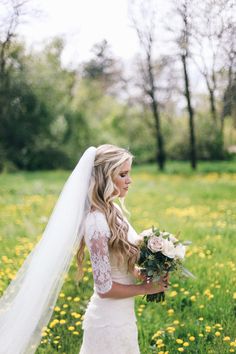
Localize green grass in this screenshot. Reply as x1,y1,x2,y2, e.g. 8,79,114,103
0,161,236,354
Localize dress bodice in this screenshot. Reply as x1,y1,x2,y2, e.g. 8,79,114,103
82,206,140,329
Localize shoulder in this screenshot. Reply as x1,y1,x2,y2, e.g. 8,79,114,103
85,210,111,239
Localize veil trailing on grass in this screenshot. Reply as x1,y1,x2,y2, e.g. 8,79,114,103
0,146,97,354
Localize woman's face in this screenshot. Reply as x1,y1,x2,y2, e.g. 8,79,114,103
113,159,132,198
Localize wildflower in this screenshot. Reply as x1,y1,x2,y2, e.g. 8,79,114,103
178,348,184,352
183,342,189,347
74,297,80,302
223,336,230,341
215,332,221,337
189,336,195,341
68,326,75,331
156,339,163,345
73,331,79,335
167,309,174,316
169,291,177,297
176,339,183,344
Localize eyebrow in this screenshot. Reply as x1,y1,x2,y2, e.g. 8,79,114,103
120,170,129,173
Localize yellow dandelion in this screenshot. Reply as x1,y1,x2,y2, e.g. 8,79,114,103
68,326,75,331
176,339,183,344
59,319,66,324
215,331,221,337
73,331,79,335
167,309,174,316
173,320,180,325
74,297,80,302
156,339,163,345
190,295,196,301
178,348,184,352
169,291,177,297
183,342,189,347
233,293,236,300
199,333,204,337
54,306,60,312
198,317,204,321
223,336,230,341
189,336,195,341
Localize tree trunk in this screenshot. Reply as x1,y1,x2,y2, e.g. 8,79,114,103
150,96,165,170
181,54,197,169
209,88,217,122
147,59,165,170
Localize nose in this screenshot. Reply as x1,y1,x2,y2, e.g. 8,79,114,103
126,176,132,185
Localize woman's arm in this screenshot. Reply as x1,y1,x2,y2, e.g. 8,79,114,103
98,278,169,299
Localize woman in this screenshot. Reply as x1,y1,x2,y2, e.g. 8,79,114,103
0,144,168,354
78,144,169,354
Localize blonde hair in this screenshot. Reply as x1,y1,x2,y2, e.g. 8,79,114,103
76,144,140,282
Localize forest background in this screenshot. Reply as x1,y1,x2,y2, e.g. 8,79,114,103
0,0,235,172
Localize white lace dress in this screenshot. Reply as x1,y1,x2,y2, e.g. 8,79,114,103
79,209,141,354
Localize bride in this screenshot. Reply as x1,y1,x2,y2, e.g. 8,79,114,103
0,144,169,354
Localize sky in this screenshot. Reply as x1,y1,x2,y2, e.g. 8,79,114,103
17,0,144,67
2,0,204,92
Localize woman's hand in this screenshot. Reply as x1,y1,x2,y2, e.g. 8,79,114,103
132,266,149,282
142,273,170,295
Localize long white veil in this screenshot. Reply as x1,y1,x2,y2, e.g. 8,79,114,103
0,146,97,354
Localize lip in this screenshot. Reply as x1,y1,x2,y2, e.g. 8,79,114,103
124,187,129,191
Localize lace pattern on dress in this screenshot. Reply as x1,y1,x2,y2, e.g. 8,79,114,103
86,212,112,294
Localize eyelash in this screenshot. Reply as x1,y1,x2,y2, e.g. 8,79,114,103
120,173,127,178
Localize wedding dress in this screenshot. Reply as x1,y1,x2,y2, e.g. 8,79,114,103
79,208,141,354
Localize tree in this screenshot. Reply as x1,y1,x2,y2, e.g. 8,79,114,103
129,0,166,170
81,39,123,97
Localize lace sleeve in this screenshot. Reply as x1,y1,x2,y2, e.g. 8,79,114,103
86,212,112,294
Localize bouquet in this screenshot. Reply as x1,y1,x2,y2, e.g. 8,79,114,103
136,226,195,302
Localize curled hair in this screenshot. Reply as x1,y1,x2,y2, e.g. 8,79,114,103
76,144,140,282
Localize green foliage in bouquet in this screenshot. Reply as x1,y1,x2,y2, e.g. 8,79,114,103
136,227,194,303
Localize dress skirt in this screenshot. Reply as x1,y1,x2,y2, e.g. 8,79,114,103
79,322,140,354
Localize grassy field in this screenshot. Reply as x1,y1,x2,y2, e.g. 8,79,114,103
0,161,236,354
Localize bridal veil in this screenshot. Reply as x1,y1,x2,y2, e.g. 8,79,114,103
0,146,97,354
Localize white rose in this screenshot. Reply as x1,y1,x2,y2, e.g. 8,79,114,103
162,239,176,258
139,228,153,238
147,236,164,253
175,244,186,259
